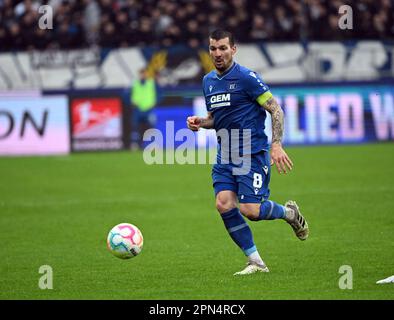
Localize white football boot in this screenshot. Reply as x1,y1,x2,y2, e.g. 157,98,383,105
284,200,309,240
233,262,269,276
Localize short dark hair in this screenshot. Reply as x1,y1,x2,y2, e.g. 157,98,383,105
209,29,235,47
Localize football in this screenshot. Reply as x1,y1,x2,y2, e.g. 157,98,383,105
107,223,144,259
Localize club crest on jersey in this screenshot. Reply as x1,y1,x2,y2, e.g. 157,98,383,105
209,85,213,92
228,83,236,90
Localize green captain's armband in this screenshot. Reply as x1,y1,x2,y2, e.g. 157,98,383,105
256,91,273,106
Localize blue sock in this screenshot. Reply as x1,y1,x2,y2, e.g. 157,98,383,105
257,200,286,220
221,208,256,256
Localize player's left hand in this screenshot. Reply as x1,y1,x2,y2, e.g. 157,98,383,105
270,143,293,174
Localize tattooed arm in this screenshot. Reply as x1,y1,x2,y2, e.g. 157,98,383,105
263,97,284,145
260,97,293,174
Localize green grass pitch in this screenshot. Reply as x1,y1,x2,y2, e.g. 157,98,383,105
0,143,393,300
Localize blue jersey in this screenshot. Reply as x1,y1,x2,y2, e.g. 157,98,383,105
203,62,270,158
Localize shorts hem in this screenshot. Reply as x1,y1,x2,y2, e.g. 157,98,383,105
213,182,237,196
238,195,263,203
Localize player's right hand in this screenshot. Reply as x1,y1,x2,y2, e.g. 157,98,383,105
187,116,201,131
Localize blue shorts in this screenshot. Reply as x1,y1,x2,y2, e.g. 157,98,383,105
212,151,271,203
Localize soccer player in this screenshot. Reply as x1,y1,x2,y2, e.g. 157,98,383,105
187,30,309,275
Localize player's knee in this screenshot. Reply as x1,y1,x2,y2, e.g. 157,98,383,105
216,199,236,214
239,204,260,221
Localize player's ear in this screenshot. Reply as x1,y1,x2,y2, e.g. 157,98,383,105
231,45,237,55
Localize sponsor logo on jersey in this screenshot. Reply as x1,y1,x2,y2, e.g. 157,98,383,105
210,93,231,108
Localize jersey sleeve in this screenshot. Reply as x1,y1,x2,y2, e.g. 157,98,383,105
243,70,271,101
202,76,209,112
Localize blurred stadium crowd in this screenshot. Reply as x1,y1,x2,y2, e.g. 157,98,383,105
0,0,393,51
